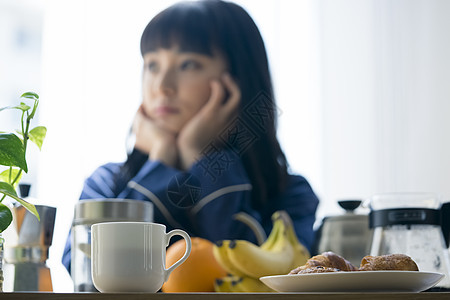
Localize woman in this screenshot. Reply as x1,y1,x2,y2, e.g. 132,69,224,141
63,0,318,272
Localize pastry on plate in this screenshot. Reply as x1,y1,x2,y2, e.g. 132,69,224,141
359,254,419,271
289,252,357,274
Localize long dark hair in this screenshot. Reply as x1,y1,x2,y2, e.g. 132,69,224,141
121,0,288,209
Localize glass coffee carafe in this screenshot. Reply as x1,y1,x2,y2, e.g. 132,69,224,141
369,193,450,289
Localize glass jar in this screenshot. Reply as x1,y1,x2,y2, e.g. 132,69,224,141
71,199,153,292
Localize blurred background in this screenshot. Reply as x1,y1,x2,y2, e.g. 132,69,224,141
1,0,450,292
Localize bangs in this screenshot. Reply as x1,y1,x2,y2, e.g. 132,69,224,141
140,2,218,56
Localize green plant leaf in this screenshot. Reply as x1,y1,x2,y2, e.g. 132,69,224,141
21,92,39,101
29,126,47,150
0,103,30,113
0,133,28,172
22,92,39,119
0,169,22,187
0,182,39,221
0,181,18,197
13,198,40,221
16,103,31,112
0,203,13,233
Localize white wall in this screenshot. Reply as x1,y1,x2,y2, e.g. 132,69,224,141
0,0,43,189
318,0,450,217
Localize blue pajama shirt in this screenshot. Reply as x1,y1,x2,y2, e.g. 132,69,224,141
62,149,319,273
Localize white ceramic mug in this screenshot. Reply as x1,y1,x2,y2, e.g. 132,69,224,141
91,222,191,293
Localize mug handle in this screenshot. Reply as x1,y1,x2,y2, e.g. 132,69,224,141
164,229,192,282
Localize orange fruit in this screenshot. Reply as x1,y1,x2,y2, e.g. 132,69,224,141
162,237,227,292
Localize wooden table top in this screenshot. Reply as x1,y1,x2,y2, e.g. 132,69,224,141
0,293,449,300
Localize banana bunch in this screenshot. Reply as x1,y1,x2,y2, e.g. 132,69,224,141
212,211,310,292
279,211,311,268
214,275,273,292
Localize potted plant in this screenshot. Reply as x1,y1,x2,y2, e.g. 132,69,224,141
0,92,46,291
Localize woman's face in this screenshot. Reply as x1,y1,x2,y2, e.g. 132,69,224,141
142,47,228,134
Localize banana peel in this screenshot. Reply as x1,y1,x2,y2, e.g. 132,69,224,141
233,276,274,292
226,218,295,278
278,211,311,268
213,240,248,278
214,275,240,292
213,210,311,284
214,275,274,292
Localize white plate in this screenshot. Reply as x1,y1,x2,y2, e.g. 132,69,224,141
260,271,444,293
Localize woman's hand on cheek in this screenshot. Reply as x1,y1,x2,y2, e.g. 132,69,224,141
132,105,178,167
177,73,241,170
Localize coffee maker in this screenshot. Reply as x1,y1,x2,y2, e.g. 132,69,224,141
441,202,450,248
313,200,373,266
369,193,450,289
2,204,56,292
